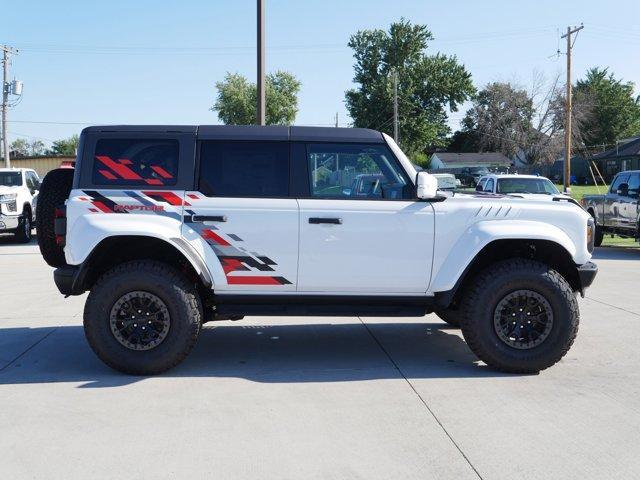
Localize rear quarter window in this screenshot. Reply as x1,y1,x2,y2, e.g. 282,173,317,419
91,138,179,186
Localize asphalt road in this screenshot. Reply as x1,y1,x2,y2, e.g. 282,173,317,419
1,237,639,479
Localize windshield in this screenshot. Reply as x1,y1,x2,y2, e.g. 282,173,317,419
0,172,22,187
497,178,560,195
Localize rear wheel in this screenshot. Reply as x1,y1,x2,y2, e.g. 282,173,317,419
460,259,579,373
84,260,202,375
36,168,74,267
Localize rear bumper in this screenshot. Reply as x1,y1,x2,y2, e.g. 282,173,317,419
577,261,598,291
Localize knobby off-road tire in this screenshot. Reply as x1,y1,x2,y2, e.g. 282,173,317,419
84,260,202,375
434,307,462,328
459,259,579,373
36,168,74,267
14,207,32,243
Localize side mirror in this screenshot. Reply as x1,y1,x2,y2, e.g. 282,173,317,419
342,188,352,196
475,184,484,192
416,171,439,200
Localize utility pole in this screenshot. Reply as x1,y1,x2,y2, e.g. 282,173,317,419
2,46,19,168
392,70,399,143
256,0,265,126
335,112,339,128
561,24,583,193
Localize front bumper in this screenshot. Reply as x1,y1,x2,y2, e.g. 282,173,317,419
577,261,598,291
0,214,20,231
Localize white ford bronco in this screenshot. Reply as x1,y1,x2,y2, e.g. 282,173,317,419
37,126,597,375
0,167,40,242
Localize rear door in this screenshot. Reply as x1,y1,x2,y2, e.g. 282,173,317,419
296,142,434,294
182,139,298,292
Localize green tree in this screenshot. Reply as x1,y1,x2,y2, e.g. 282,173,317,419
48,134,79,156
212,71,301,125
345,19,475,156
454,76,592,165
10,138,46,157
574,67,640,146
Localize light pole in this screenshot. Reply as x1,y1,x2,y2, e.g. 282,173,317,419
257,0,265,126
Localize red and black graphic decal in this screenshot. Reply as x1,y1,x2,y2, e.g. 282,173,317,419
194,224,291,286
82,190,129,214
142,190,189,206
96,155,175,186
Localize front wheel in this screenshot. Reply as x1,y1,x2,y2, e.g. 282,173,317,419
14,211,32,243
84,260,202,375
460,259,579,373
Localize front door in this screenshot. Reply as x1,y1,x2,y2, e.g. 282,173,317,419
605,173,629,228
297,142,434,294
182,140,298,292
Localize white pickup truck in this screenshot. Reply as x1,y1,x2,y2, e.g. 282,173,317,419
0,168,39,242
36,126,597,375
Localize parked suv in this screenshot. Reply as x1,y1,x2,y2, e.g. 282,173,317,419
37,126,597,375
476,174,571,201
0,168,39,242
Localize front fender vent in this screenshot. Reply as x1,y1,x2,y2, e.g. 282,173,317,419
474,205,514,218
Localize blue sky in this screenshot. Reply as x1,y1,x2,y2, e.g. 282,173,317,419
3,0,639,146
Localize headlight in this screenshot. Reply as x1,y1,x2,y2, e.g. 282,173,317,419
0,193,17,203
587,217,595,253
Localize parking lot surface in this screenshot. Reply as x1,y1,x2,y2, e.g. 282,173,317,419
1,238,639,479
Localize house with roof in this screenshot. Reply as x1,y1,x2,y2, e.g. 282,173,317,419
591,136,640,182
429,152,513,170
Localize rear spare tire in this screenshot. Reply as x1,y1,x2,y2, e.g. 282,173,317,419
36,168,74,267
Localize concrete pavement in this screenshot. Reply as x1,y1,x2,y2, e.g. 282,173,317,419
1,237,639,479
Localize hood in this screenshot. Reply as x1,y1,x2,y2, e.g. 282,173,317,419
0,185,21,195
506,193,572,201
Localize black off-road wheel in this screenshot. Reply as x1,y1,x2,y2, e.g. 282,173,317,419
84,260,202,375
434,306,463,328
14,207,32,243
459,259,579,373
36,168,74,267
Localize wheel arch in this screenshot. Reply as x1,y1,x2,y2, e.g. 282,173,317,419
433,238,581,309
73,235,213,300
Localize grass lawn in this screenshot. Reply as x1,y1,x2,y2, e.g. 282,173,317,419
555,184,608,201
601,235,638,248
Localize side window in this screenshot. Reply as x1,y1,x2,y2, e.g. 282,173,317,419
627,173,640,198
484,179,494,192
306,143,409,199
25,172,35,190
199,141,289,197
92,139,179,186
610,174,630,195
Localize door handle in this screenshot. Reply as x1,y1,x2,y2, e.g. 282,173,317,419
192,215,227,223
309,217,342,225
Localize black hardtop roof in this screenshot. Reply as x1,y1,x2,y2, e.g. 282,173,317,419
81,125,385,143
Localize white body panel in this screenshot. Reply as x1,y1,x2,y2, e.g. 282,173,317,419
181,195,299,292
63,135,593,300
298,199,434,293
428,194,591,293
64,189,186,264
